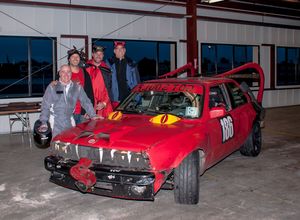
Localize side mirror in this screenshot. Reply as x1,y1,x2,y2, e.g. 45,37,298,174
209,106,226,119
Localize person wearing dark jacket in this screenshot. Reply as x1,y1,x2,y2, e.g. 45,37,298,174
108,41,140,102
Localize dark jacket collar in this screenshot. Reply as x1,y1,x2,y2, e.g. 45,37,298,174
109,56,135,67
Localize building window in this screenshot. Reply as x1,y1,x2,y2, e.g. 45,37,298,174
92,39,176,81
0,36,56,98
201,44,259,76
277,47,300,86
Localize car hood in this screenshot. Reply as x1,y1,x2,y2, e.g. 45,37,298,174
54,115,197,152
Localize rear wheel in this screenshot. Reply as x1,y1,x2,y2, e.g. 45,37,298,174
174,150,199,204
240,121,262,157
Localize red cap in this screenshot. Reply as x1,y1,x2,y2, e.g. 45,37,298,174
114,41,126,48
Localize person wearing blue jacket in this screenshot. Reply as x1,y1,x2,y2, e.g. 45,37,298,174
108,41,140,102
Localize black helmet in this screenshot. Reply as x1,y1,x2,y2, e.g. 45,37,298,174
33,120,52,149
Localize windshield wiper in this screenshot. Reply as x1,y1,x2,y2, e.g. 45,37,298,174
144,109,184,118
122,109,144,114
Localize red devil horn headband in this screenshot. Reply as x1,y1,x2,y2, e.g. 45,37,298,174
114,41,126,48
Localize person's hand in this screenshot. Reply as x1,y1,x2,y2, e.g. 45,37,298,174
91,116,104,120
83,113,90,119
38,124,48,133
96,102,106,110
50,80,58,87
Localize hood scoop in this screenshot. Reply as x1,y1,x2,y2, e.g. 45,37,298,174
75,131,94,140
95,132,110,141
74,131,110,142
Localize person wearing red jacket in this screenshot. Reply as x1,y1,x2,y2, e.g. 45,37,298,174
85,45,113,117
68,48,94,124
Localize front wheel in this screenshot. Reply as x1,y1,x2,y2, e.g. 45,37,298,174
240,121,262,157
174,150,200,204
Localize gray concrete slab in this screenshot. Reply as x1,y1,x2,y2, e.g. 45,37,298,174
0,106,300,220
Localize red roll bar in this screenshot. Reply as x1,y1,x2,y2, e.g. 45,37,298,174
159,62,264,104
216,62,265,104
159,62,195,78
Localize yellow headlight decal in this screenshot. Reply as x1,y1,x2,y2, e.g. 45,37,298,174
149,114,181,125
108,111,123,121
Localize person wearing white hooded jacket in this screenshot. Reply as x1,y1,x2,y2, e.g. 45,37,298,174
39,64,98,137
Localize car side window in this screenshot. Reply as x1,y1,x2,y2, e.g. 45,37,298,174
209,86,228,110
226,82,248,108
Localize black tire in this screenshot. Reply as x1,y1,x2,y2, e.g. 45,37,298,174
240,121,262,157
174,150,200,204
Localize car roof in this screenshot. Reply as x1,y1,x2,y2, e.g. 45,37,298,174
145,77,234,86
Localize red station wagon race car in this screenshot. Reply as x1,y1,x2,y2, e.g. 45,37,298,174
43,63,265,204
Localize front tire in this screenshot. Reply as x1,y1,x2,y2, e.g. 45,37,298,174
174,150,200,204
240,121,262,157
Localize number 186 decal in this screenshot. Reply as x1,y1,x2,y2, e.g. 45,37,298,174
220,115,234,143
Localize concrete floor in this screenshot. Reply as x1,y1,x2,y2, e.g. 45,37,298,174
0,106,300,220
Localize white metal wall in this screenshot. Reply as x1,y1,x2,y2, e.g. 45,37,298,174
0,0,300,133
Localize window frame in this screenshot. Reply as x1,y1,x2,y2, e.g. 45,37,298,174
276,46,300,88
225,82,248,109
91,38,177,80
209,84,232,111
201,43,260,76
0,35,57,99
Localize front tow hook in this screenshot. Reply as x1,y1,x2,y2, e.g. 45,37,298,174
69,157,96,192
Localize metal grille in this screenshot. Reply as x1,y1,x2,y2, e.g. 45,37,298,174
51,141,150,170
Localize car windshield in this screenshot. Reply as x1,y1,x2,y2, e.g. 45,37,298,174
117,90,203,119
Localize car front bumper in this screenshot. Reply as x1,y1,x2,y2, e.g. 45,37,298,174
44,155,155,200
